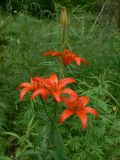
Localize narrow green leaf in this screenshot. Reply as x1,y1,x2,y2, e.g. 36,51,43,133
0,157,12,160
3,132,20,140
53,125,65,160
16,149,42,159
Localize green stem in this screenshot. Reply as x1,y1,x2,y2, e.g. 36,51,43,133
59,58,65,78
40,98,53,123
43,103,53,123
59,28,66,78
43,102,58,159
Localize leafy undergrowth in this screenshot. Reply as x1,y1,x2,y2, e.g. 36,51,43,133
0,10,120,160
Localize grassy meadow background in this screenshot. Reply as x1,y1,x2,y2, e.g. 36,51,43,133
0,2,120,160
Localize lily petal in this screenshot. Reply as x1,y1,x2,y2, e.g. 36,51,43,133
85,107,98,119
74,56,81,66
60,95,78,109
20,88,32,101
60,96,70,105
62,88,78,98
43,51,59,56
49,74,58,84
59,78,76,89
16,82,32,90
75,110,87,128
51,91,61,102
31,88,50,100
78,96,90,108
59,109,74,123
80,58,89,65
32,77,46,84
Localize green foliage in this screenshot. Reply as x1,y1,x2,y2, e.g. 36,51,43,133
60,75,120,159
0,0,55,17
0,9,120,159
0,0,101,16
53,126,66,159
55,0,99,11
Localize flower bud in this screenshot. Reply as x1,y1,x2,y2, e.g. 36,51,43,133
60,7,67,30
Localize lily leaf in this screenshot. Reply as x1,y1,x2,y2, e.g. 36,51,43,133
53,125,66,160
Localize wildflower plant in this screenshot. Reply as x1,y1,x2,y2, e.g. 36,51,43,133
17,6,98,159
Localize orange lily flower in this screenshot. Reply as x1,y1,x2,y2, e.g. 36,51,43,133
17,77,49,101
43,49,89,66
60,95,98,128
31,74,77,102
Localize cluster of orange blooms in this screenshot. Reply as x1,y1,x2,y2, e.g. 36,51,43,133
17,49,98,128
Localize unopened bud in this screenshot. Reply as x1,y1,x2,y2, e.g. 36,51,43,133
60,7,67,30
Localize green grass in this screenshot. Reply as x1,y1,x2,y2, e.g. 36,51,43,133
0,10,120,159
